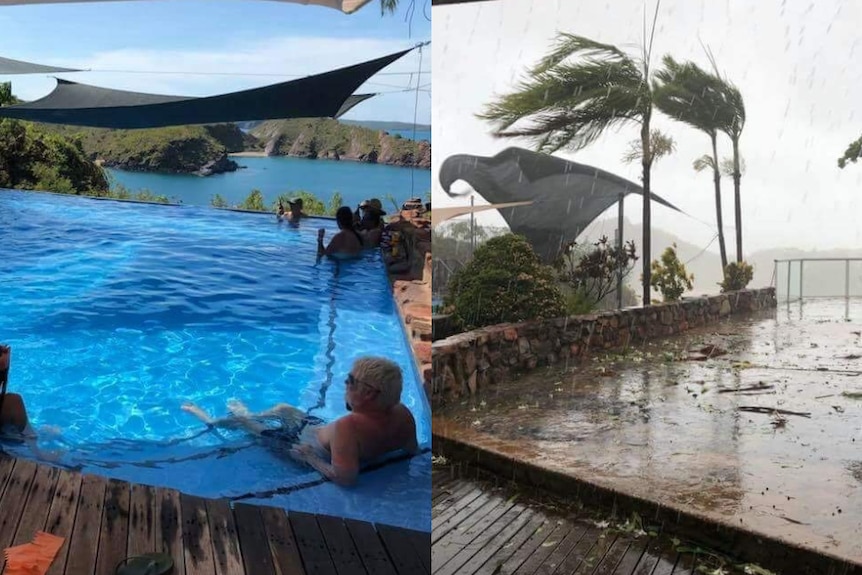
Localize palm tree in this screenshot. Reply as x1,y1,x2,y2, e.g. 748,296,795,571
703,48,746,262
477,32,661,306
655,56,735,273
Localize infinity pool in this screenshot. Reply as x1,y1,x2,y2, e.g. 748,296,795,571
0,189,431,531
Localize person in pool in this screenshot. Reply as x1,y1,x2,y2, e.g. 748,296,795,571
0,344,29,433
181,356,418,486
317,206,364,259
277,198,305,222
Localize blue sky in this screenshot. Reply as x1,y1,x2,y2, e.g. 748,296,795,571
0,0,430,124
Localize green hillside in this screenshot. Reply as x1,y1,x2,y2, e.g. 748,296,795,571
248,117,431,168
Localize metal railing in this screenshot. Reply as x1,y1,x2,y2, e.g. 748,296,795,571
774,258,862,305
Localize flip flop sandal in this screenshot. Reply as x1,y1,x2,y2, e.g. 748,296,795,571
115,552,173,575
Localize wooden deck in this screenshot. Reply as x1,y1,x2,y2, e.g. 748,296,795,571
433,466,726,575
0,454,429,575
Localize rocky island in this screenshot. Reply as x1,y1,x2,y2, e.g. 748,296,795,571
36,118,431,177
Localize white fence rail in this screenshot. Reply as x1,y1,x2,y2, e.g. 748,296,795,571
774,258,862,304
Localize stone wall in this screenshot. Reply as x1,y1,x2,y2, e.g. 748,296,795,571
431,288,776,403
384,198,432,397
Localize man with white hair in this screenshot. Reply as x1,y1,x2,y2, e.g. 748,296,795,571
182,356,418,486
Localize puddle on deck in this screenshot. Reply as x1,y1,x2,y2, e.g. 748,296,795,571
434,299,862,563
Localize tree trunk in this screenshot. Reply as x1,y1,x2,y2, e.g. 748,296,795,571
733,135,742,262
641,114,652,307
711,132,728,274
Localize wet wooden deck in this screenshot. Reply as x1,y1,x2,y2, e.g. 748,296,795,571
0,454,429,575
433,466,717,575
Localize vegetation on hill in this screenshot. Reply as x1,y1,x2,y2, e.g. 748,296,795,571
249,118,431,168
34,123,249,175
0,83,108,194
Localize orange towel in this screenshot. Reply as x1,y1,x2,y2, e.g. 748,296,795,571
3,531,65,575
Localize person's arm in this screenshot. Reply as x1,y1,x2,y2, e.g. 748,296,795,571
290,419,360,486
402,411,419,455
317,229,327,255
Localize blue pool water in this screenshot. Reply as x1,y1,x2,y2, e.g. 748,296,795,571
106,155,431,209
0,189,431,531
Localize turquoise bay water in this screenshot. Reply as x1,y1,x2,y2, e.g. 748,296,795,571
106,155,431,208
0,189,431,530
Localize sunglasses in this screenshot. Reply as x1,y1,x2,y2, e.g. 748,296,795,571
345,373,380,393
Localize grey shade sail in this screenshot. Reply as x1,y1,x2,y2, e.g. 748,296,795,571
439,147,684,263
0,55,81,75
0,49,408,129
0,0,375,15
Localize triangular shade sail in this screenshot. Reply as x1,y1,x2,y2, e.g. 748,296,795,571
0,0,374,14
0,55,80,74
439,147,683,263
431,201,533,229
0,49,410,129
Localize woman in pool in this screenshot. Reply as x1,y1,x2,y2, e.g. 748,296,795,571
181,356,418,486
317,206,364,259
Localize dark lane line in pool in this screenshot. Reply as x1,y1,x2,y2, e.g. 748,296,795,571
306,260,340,418
229,447,433,501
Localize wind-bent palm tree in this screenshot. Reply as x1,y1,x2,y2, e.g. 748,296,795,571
477,32,661,306
655,56,735,274
703,50,746,262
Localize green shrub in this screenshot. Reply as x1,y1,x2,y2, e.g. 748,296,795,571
720,261,754,292
444,234,566,330
240,189,267,211
650,244,694,301
211,194,229,208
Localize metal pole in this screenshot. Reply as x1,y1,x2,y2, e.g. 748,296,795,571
617,193,624,309
470,195,475,257
799,260,804,304
786,260,791,306
846,259,851,319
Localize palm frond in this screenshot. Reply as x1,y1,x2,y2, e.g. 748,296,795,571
623,129,675,164
693,154,715,172
654,55,734,136
379,0,398,15
477,32,648,153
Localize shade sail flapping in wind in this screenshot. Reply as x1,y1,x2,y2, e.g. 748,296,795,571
0,0,374,14
0,55,81,75
431,201,533,229
0,49,409,129
439,147,683,263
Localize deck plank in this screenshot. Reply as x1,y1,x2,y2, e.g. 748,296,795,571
180,493,217,575
445,506,534,575
316,515,367,575
538,521,589,575
434,502,526,575
95,479,132,575
403,529,430,574
591,537,632,575
233,503,276,575
0,459,40,572
64,474,108,575
127,483,157,559
44,469,84,575
289,511,338,575
0,456,15,494
155,487,186,575
473,512,547,575
343,519,397,575
204,499,244,575
9,464,60,545
259,506,306,575
433,497,515,571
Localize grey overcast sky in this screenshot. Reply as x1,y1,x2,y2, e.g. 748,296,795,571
432,0,862,255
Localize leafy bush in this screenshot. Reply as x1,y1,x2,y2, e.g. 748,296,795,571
554,236,638,310
240,189,267,211
271,190,341,216
650,244,694,301
444,234,565,330
720,261,754,292
211,194,229,208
